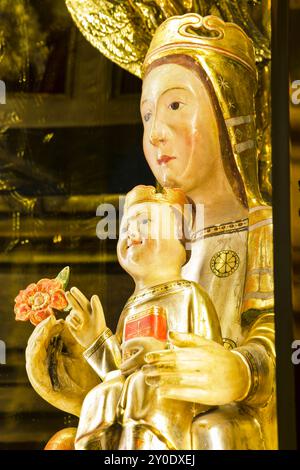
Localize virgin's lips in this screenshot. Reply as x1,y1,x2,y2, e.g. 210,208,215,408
157,155,176,165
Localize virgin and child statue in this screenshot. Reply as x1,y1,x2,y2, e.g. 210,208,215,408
23,12,277,450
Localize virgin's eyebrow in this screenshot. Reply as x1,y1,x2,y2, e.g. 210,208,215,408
141,87,187,106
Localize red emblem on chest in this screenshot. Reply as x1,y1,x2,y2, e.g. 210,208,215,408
124,306,168,342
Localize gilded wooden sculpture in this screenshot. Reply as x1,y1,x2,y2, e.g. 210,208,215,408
22,6,276,450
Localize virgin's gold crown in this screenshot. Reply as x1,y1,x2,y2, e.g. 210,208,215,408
124,185,189,214
143,13,256,76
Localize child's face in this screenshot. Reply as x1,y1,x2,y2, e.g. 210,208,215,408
117,202,186,279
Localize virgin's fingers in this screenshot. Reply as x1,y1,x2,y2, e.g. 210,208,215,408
144,373,185,388
70,287,91,313
143,362,207,379
144,372,208,389
145,347,209,364
143,362,215,385
142,362,177,375
144,349,175,364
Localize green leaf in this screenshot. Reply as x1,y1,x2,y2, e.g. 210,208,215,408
55,266,70,291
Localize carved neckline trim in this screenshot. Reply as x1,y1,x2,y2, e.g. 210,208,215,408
192,218,248,241
125,279,195,308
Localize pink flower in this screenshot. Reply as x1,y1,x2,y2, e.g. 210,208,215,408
14,278,68,326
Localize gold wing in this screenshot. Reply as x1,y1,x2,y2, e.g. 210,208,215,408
65,0,271,200
65,0,163,78
65,0,270,77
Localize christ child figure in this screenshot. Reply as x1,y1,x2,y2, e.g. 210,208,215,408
66,185,222,450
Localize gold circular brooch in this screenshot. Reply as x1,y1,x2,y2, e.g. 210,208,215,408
210,250,240,278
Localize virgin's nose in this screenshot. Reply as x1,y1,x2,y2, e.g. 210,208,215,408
149,117,167,147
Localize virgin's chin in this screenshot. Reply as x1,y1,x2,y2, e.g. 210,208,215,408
156,174,179,189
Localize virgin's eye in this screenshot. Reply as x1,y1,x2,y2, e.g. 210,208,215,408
144,112,152,122
169,101,182,111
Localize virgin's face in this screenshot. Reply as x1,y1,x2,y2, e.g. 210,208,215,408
141,63,221,195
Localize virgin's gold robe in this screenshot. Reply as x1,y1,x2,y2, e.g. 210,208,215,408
183,208,276,450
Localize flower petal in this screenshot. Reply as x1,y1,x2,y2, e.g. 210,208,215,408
31,292,50,310
49,279,63,292
36,279,52,292
30,307,53,326
37,278,62,294
15,303,31,321
14,290,26,305
24,283,37,298
50,290,68,310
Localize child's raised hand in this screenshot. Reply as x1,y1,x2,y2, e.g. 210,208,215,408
65,287,106,349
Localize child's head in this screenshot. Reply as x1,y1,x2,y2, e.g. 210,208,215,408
117,185,193,281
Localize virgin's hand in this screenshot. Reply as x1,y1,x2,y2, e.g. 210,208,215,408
142,332,251,406
65,287,106,349
26,315,100,417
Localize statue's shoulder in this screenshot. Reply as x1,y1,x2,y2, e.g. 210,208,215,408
248,205,273,229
